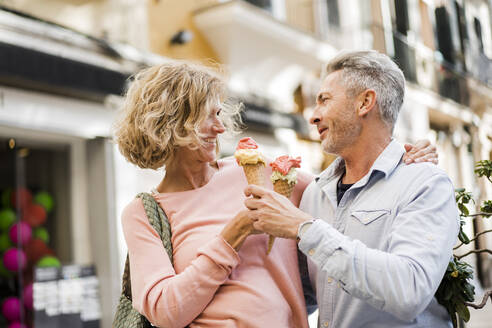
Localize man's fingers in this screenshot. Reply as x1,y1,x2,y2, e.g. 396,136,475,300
244,184,269,198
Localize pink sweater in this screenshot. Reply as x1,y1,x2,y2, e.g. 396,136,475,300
121,157,312,328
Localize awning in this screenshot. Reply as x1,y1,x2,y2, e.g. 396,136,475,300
0,7,167,101
0,85,117,138
194,0,336,113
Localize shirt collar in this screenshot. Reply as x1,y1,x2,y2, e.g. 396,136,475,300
315,156,344,186
315,139,405,188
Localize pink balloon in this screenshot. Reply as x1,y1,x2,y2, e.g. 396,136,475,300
23,283,33,310
9,222,32,245
8,322,27,328
1,297,21,322
3,248,27,272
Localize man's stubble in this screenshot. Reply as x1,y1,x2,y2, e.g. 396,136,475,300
322,103,362,156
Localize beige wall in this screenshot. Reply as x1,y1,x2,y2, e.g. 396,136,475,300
3,0,104,34
285,0,314,33
370,0,386,53
147,0,219,62
2,0,149,49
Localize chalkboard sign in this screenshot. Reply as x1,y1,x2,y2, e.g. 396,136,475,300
34,265,101,328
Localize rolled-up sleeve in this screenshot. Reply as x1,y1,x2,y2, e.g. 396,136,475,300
298,173,459,322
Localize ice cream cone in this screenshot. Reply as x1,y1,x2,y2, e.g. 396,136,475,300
267,179,295,254
267,155,301,255
273,179,295,198
243,163,265,186
234,137,265,186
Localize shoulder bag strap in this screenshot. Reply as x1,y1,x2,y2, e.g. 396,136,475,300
121,192,173,301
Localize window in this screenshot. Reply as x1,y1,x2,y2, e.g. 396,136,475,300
326,0,340,27
244,0,272,13
435,6,456,64
394,0,409,36
474,17,484,53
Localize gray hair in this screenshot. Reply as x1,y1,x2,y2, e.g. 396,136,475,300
325,50,405,131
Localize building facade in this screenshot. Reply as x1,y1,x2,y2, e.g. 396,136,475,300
0,0,491,327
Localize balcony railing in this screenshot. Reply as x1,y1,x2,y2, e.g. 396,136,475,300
378,24,477,107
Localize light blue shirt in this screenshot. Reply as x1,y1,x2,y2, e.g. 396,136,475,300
298,140,459,328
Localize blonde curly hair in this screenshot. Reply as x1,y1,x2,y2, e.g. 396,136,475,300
114,61,242,169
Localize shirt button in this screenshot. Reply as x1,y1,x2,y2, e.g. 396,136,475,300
327,277,333,283
308,249,315,256
323,322,329,327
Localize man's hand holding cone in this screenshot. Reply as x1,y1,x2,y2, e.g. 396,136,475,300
235,138,307,254
267,155,301,254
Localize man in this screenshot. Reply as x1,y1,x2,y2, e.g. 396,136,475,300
244,50,459,327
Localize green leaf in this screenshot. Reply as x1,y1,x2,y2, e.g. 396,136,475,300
463,283,475,302
481,200,492,217
455,189,473,205
452,285,464,301
458,203,469,216
456,301,470,322
443,285,453,300
440,159,492,326
458,230,470,244
462,265,474,275
475,160,492,179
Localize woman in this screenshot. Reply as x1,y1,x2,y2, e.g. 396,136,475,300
114,61,437,328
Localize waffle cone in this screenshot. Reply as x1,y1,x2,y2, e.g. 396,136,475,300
273,179,295,198
242,163,265,186
267,179,296,254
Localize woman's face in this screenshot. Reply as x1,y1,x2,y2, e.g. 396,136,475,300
181,102,226,164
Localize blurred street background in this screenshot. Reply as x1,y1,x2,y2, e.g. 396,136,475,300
0,0,491,327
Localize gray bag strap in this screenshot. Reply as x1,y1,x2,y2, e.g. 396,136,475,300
113,193,173,327
121,192,173,301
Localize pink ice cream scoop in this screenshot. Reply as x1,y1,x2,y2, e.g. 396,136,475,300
270,155,301,176
236,137,259,150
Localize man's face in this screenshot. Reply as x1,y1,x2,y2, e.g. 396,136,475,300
310,70,362,155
